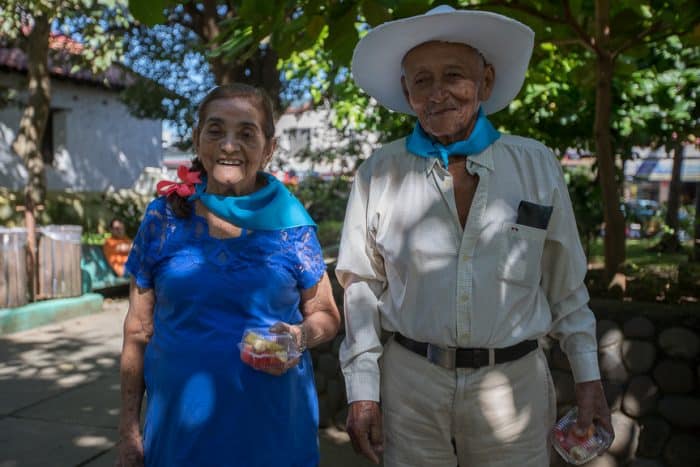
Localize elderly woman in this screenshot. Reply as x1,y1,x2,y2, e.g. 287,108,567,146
117,84,340,466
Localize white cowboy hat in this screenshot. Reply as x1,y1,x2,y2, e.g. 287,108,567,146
351,5,534,115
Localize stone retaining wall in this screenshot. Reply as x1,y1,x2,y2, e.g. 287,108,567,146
311,299,700,467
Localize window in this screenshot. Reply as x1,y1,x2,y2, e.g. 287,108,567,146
40,108,66,167
41,109,55,165
283,127,311,156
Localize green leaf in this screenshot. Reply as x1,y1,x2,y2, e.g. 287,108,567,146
326,8,359,65
128,0,167,26
211,25,254,61
610,8,643,38
307,15,325,41
393,0,429,18
240,0,275,22
362,0,392,26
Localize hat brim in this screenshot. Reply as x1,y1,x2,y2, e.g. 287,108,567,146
351,10,534,115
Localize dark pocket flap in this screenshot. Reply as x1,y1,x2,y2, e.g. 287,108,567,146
516,201,553,229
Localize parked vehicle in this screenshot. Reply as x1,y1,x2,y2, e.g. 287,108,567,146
622,199,660,238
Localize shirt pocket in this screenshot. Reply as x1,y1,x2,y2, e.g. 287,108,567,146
497,222,547,287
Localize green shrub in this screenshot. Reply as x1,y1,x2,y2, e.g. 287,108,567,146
0,189,152,239
317,220,343,249
563,165,603,259
291,176,351,224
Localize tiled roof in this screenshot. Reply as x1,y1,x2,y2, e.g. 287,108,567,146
0,33,135,89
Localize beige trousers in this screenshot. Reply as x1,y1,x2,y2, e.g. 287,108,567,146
380,337,556,467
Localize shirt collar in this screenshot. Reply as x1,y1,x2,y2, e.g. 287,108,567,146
424,142,496,174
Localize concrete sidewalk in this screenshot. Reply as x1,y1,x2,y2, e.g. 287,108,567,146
0,298,377,467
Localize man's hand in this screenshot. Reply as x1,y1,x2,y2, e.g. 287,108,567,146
115,432,144,467
346,400,383,464
574,380,613,439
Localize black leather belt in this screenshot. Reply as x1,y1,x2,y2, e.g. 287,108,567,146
394,333,538,370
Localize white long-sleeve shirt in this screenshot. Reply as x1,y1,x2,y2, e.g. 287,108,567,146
336,134,600,403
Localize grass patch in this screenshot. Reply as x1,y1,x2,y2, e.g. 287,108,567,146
587,237,698,304
589,238,692,269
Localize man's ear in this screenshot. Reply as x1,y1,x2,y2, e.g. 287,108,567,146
479,64,495,101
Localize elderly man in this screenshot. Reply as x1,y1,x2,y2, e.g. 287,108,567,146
336,5,612,467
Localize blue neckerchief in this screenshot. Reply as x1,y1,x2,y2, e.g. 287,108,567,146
406,108,501,168
189,172,316,231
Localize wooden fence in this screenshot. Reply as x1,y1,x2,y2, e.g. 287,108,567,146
0,228,28,308
36,225,82,300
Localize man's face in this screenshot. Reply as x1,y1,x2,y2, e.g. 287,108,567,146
401,41,494,145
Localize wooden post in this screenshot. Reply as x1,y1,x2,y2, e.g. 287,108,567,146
23,200,38,301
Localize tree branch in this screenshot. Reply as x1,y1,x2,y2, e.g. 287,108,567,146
562,0,598,54
479,0,598,53
182,1,206,41
478,0,564,24
549,38,588,48
610,19,700,60
611,20,663,59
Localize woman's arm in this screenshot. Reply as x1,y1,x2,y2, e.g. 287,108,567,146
246,272,340,377
296,271,341,348
117,278,155,466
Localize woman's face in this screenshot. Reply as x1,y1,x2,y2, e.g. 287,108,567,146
193,96,274,196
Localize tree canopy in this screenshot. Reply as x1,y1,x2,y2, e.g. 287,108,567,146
126,1,700,276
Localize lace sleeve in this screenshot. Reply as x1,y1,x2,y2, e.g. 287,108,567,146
124,198,169,289
289,226,326,290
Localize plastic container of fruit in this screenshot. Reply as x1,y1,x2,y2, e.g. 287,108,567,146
550,407,614,465
238,327,301,370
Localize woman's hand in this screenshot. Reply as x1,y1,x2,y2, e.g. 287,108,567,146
270,321,306,353
243,270,341,377
239,322,302,376
115,432,144,467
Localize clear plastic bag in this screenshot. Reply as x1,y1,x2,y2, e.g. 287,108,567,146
550,407,613,465
238,327,301,370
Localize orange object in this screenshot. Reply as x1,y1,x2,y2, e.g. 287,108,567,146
102,236,132,277
570,425,595,441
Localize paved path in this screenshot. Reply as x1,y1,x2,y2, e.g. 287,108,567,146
0,298,377,467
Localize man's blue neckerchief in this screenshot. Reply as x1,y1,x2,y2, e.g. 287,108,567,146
406,107,501,168
189,172,316,231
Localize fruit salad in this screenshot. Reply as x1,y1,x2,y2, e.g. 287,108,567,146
551,407,613,465
239,328,299,370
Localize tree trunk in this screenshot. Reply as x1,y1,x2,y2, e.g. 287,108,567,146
594,0,626,284
11,14,51,301
211,47,282,116
183,0,283,115
655,142,684,252
694,182,700,261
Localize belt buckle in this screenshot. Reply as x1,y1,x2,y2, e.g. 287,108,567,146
426,344,456,370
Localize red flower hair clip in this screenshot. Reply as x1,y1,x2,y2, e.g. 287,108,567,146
156,165,202,198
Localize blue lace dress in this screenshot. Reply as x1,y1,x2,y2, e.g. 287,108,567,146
125,197,325,467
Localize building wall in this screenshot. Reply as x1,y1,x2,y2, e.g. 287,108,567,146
274,107,375,178
0,72,161,192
